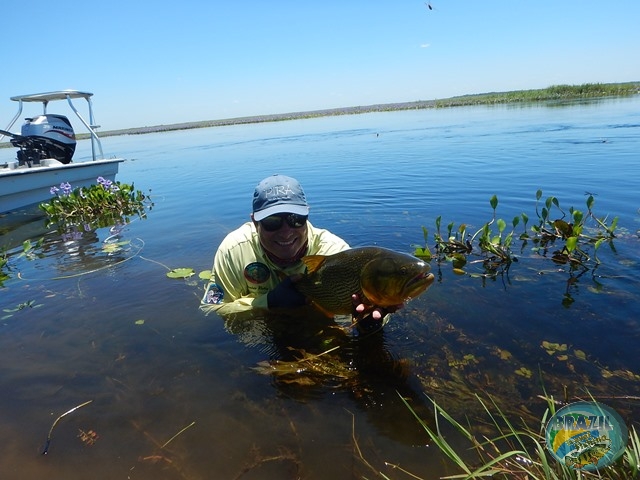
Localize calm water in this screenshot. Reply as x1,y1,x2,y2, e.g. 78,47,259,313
1,97,639,479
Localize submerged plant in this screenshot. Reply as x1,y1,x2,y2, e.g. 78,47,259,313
0,238,45,287
39,177,153,235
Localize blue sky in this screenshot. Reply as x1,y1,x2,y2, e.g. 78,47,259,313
1,0,638,131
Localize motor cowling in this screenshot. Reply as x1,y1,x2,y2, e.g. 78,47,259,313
11,114,76,165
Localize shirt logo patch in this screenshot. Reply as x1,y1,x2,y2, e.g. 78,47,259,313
244,262,271,284
203,283,224,304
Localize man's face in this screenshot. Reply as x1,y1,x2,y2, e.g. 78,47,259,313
254,213,309,263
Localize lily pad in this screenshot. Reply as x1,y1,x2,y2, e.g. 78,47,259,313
102,240,130,253
166,267,195,279
199,270,212,280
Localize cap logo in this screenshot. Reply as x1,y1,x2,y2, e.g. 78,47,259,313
266,184,295,199
252,174,309,221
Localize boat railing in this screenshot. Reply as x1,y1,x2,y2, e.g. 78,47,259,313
0,90,105,161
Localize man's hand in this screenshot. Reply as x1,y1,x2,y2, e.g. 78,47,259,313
267,276,306,309
351,294,403,323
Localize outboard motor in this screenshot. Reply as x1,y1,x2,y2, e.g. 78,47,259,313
10,114,76,165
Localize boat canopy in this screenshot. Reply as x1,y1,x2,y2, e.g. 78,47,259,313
10,90,94,104
2,90,104,161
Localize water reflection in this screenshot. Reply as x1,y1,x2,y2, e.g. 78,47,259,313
0,205,50,251
221,307,434,446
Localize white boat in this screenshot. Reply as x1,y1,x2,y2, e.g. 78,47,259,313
0,90,124,214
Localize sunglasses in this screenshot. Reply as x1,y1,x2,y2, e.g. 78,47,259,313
259,213,308,232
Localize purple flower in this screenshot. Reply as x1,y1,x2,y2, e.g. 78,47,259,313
97,176,112,190
60,182,72,195
50,185,59,195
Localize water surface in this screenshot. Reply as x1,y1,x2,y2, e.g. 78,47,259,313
1,97,639,479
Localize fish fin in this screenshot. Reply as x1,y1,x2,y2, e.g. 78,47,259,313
301,255,327,274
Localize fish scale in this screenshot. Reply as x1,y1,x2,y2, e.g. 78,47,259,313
295,247,434,316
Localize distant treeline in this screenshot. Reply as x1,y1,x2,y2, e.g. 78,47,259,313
432,82,640,107
101,82,639,137
2,82,639,144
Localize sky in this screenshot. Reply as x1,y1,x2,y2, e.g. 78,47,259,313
1,0,639,132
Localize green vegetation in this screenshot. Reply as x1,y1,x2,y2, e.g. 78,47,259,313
39,176,152,235
432,82,640,108
414,190,618,303
395,393,640,480
0,178,151,286
403,191,637,479
0,238,44,288
41,82,640,139
0,82,636,143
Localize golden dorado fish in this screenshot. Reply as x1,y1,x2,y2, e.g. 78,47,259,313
295,247,435,316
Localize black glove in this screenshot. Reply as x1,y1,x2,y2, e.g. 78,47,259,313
267,277,307,309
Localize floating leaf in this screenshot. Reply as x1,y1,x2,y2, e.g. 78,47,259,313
135,319,145,325
199,270,212,280
556,355,569,361
542,340,567,355
166,268,195,279
102,240,130,253
574,349,587,360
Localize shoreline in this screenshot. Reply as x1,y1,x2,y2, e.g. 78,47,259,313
93,81,640,138
2,82,639,143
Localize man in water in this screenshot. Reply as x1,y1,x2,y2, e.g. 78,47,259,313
201,174,394,320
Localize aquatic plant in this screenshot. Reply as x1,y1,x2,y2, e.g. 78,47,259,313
0,238,44,287
395,393,640,480
415,190,618,283
39,177,153,234
433,82,640,108
0,248,8,285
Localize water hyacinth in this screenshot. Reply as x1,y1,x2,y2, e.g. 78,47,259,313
39,177,153,236
97,176,119,192
49,182,74,197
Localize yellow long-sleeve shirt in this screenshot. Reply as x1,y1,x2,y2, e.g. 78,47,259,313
200,221,349,316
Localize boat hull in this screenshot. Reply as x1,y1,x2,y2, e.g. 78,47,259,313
0,158,124,213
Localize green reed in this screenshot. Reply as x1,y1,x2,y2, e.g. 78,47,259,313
396,393,640,480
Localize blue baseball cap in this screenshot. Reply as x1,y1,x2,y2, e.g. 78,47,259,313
252,174,310,221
